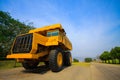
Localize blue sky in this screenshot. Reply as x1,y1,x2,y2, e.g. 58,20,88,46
0,0,120,59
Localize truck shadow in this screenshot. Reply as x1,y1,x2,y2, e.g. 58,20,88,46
22,65,68,74
22,65,50,74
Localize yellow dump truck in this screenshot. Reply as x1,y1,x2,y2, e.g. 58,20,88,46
7,24,72,72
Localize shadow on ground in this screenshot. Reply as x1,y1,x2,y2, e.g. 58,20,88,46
22,65,69,74
22,65,50,74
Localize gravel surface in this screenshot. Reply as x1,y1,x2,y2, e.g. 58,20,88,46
0,63,120,80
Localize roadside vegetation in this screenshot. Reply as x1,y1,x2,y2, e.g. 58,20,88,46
72,58,90,67
0,11,34,59
0,11,35,70
0,60,22,70
72,62,90,67
73,58,79,62
99,46,120,64
84,57,92,62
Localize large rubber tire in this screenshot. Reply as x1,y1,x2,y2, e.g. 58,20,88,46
49,49,63,72
22,60,39,69
64,52,72,66
44,61,49,67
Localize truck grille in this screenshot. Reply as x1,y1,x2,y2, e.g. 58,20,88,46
12,33,33,53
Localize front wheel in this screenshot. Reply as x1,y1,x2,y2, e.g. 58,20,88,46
44,61,49,67
49,49,63,72
22,60,39,70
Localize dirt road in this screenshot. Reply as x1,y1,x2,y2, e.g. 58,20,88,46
0,63,120,80
91,63,120,80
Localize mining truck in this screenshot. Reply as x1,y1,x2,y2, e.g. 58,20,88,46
7,24,72,72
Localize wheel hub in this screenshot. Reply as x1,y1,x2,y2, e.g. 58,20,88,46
57,52,63,67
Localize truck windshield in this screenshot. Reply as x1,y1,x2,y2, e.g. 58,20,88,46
47,30,59,37
47,32,51,37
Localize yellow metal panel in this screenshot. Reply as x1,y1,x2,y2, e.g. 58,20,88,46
62,36,72,50
46,36,58,46
30,33,48,54
7,51,49,59
29,24,63,33
33,33,48,45
7,54,33,59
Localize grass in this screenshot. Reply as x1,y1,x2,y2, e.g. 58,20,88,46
0,60,91,70
0,60,22,70
72,62,90,67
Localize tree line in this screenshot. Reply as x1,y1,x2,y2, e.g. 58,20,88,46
73,57,92,62
99,46,120,64
0,11,35,58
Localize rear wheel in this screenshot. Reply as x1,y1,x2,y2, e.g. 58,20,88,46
22,60,39,69
64,52,72,66
49,48,63,72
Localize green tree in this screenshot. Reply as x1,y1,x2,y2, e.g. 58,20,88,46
100,51,110,63
0,11,34,58
110,48,117,64
115,47,120,64
73,58,79,62
84,57,92,62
